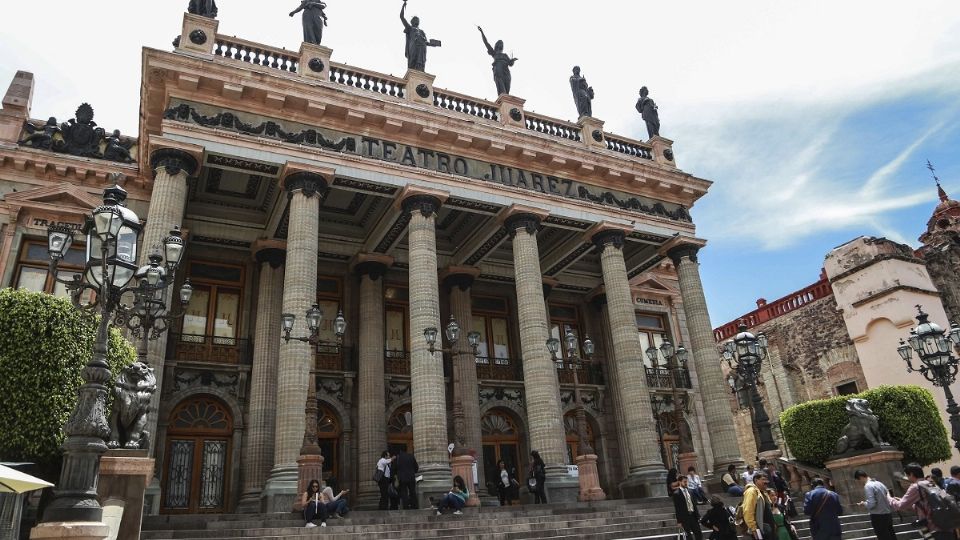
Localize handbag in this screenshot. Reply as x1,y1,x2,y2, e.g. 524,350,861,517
372,468,384,483
527,477,537,492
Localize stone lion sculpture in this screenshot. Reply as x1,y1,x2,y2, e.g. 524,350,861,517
834,398,888,455
107,361,157,450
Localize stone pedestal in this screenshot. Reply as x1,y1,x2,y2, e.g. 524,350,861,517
295,454,325,511
575,454,606,501
495,94,526,128
577,116,606,149
177,13,218,57
95,450,154,540
404,70,436,105
299,43,333,82
825,449,905,504
30,522,109,540
450,455,480,507
0,70,32,146
649,135,676,167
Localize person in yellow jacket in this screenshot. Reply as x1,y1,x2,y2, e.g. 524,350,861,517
743,472,776,539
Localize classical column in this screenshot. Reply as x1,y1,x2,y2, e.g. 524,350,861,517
668,244,744,470
238,246,285,512
402,194,452,502
263,172,326,512
591,294,632,494
354,256,391,509
504,213,578,500
443,267,483,503
593,229,666,496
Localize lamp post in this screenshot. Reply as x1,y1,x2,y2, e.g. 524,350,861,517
650,394,669,465
42,184,187,522
281,304,347,346
721,322,778,454
423,315,481,457
645,339,692,455
547,329,596,456
896,306,960,452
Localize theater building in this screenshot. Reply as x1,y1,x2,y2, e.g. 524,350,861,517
0,11,743,513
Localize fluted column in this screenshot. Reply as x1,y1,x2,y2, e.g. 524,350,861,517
592,294,632,491
238,247,285,512
263,172,326,512
505,213,578,500
593,230,666,496
402,194,452,500
355,257,391,509
668,244,744,471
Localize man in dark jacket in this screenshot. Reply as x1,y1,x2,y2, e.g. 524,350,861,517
674,476,703,540
804,478,843,540
394,449,419,509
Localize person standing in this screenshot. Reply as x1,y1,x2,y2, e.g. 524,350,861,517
700,496,738,540
376,450,394,511
674,475,703,540
854,470,895,540
743,472,775,540
497,460,510,506
394,448,419,510
945,466,960,499
804,478,843,540
529,450,547,504
890,463,953,540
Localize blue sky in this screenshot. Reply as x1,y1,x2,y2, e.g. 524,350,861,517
1,1,959,326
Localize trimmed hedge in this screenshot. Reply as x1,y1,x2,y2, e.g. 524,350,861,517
0,288,136,469
780,385,951,467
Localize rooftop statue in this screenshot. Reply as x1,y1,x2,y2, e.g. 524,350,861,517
400,0,441,72
290,1,328,45
187,0,218,18
635,86,660,139
478,26,518,96
569,66,594,118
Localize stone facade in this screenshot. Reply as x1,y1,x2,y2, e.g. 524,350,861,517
0,12,745,515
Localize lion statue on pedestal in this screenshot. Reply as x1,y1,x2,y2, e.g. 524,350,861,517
107,361,157,450
834,398,889,455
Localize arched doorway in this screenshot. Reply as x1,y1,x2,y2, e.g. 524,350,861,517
563,410,597,463
481,409,522,493
387,404,414,455
656,411,692,470
162,396,233,513
317,402,342,488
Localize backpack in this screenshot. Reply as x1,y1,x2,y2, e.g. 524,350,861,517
919,481,960,530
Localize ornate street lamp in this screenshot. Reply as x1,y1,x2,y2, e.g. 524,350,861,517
721,322,778,454
281,304,347,346
547,329,596,455
646,339,693,455
897,306,960,452
423,316,481,456
43,184,187,523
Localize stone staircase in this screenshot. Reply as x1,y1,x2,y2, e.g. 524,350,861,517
142,498,923,540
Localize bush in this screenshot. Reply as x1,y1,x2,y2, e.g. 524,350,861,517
780,385,951,467
0,288,136,470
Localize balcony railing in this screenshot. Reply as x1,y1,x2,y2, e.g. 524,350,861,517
433,88,500,121
384,350,410,376
314,345,354,372
169,334,252,365
644,366,692,389
555,360,606,386
714,277,833,341
213,35,298,73
524,113,582,142
329,63,406,98
475,356,523,381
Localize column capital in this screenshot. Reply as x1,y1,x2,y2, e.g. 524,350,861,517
351,253,394,281
149,146,200,178
591,229,626,252
503,213,543,239
441,266,481,291
254,248,286,269
666,244,702,266
283,171,329,199
400,194,444,219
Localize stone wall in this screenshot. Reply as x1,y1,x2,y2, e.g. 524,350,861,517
924,245,960,324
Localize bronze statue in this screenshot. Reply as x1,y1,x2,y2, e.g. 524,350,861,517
187,0,218,18
478,26,517,96
635,86,660,139
569,66,594,118
289,1,328,45
103,130,135,163
400,0,441,72
20,117,60,150
107,361,158,450
834,398,889,455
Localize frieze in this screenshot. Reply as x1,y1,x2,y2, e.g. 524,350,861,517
386,381,411,405
446,198,500,214
316,378,344,404
556,284,592,292
629,255,665,279
478,274,514,284
332,177,399,195
374,213,413,253
463,228,508,266
165,100,693,223
629,231,669,244
543,216,591,230
172,368,239,397
192,236,252,249
560,389,602,414
479,387,525,410
207,154,281,175
544,242,592,276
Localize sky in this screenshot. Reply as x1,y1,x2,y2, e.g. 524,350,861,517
1,1,959,326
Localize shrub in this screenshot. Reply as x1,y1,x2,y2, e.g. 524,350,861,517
0,288,137,470
780,385,951,467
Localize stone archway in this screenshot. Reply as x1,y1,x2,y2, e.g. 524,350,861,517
480,407,527,494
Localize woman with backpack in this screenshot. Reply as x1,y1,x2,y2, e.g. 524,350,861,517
890,463,960,540
700,496,738,540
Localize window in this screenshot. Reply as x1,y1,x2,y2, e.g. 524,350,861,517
180,262,244,345
835,381,859,396
637,313,668,368
315,277,342,357
14,239,86,298
549,304,584,361
472,296,512,362
384,285,409,358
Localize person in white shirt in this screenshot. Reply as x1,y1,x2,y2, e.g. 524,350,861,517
686,466,708,504
376,451,395,510
742,464,756,486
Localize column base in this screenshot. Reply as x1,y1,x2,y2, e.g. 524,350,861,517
416,462,453,509
620,466,668,498
236,490,263,513
574,454,606,501
30,522,109,540
262,464,299,513
450,455,480,507
544,464,580,503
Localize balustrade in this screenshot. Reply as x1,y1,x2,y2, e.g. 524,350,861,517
555,360,606,386
433,89,500,121
644,366,692,389
475,356,523,382
524,113,582,142
604,134,653,160
328,64,406,98
314,345,354,372
384,350,410,376
213,36,298,73
169,334,252,365
714,278,833,341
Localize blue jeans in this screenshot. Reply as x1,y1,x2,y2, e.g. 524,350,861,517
436,493,465,512
726,485,744,496
303,500,328,524
325,499,348,516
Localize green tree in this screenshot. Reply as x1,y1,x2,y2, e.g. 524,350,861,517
779,385,951,467
0,288,136,472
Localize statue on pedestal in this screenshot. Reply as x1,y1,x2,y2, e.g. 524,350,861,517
570,66,594,118
635,86,660,139
478,27,517,96
290,1,328,45
107,361,158,450
400,0,441,72
834,398,889,456
187,0,218,18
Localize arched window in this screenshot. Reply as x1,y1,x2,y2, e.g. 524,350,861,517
481,409,523,486
163,396,233,514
